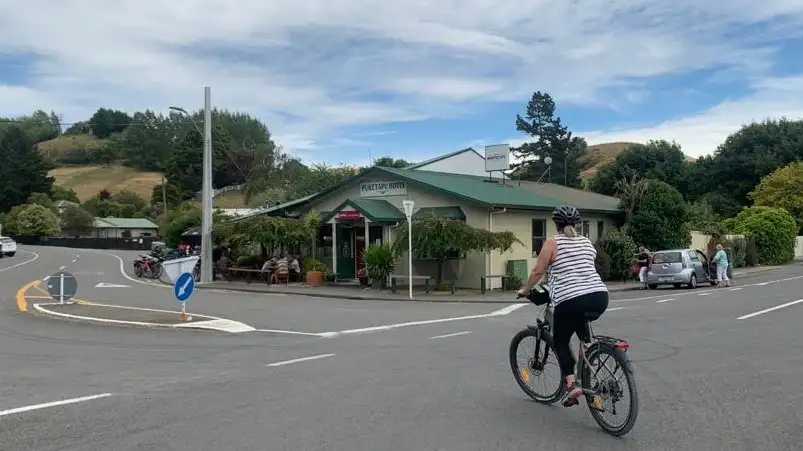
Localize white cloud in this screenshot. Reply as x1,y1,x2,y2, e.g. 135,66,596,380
1,0,803,157
581,75,803,157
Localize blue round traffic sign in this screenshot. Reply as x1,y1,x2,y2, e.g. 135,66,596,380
174,272,195,302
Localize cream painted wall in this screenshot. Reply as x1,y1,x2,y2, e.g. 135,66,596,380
487,211,620,290
293,173,488,288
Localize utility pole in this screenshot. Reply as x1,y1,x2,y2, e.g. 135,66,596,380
200,86,213,283
161,175,168,217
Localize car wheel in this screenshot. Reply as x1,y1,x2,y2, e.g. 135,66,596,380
688,274,697,289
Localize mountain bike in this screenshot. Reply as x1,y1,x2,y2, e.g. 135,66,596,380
509,286,639,436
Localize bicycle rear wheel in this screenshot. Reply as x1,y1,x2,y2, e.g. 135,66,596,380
582,343,639,436
509,328,565,404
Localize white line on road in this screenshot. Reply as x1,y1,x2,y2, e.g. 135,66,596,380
254,329,329,337
729,287,743,291
737,299,803,320
429,331,473,339
698,293,712,296
0,393,112,417
607,307,625,312
266,354,335,367
58,265,66,270
656,298,675,303
612,275,803,303
0,251,39,273
491,303,529,315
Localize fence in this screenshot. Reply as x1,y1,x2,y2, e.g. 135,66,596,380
10,236,158,251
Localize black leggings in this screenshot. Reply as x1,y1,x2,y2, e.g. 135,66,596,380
552,291,609,376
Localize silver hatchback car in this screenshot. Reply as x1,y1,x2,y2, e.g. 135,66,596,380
646,248,716,289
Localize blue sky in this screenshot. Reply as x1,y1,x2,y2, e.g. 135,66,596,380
2,1,803,167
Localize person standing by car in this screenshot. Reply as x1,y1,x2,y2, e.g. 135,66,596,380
636,246,651,289
714,244,731,287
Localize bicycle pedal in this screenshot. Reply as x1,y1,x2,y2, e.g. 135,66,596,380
588,395,605,412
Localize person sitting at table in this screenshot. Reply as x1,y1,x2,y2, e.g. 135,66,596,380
273,255,289,283
289,255,301,281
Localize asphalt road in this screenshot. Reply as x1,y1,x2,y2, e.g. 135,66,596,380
1,245,803,450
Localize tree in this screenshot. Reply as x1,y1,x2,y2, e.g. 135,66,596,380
512,91,585,187
694,118,803,213
61,205,94,237
50,185,80,203
392,217,521,286
112,190,147,212
374,156,410,168
589,140,688,197
725,206,796,265
0,110,61,143
88,108,132,138
0,125,55,213
165,129,204,201
27,192,54,211
748,161,803,233
6,203,60,236
624,180,690,251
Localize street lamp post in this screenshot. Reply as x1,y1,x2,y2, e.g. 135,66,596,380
402,200,415,299
168,86,214,284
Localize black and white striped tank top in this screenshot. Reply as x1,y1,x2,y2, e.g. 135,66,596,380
548,234,607,305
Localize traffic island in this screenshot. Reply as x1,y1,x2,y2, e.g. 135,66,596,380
31,302,255,333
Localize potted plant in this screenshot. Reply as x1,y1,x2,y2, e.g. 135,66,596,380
362,243,396,289
304,258,328,286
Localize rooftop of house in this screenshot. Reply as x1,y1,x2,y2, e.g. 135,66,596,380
93,217,159,229
404,147,483,169
237,165,621,222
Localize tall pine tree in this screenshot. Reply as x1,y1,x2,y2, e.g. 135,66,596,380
512,91,586,188
0,126,54,213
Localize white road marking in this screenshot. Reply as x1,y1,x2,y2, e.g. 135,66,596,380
491,303,529,315
58,265,66,270
254,329,330,337
607,307,625,312
94,282,130,288
612,275,803,303
0,393,112,417
729,287,743,291
33,302,255,333
698,293,712,296
737,299,803,320
656,298,675,303
72,259,78,263
429,331,473,339
0,251,39,273
266,354,335,367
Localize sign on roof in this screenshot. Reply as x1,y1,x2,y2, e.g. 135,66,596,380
360,181,407,197
485,144,510,172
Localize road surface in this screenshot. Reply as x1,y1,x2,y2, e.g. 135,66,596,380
1,245,802,450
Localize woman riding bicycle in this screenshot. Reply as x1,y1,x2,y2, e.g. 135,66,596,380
517,205,609,407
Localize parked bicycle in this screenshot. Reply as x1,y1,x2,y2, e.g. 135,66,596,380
509,285,639,436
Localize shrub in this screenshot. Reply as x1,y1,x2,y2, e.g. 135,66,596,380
745,236,758,267
597,228,637,281
729,206,796,265
594,242,612,281
304,258,328,273
236,254,262,268
730,237,747,268
624,179,690,251
361,244,396,288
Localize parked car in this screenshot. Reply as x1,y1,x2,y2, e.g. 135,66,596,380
646,248,716,289
0,236,17,257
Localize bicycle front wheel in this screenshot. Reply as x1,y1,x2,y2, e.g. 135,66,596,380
509,328,565,404
583,343,639,436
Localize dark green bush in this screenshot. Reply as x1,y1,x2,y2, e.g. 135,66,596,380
597,228,637,281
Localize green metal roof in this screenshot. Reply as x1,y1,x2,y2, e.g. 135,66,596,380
94,217,159,229
413,206,466,220
321,198,406,223
377,167,565,210
405,148,482,169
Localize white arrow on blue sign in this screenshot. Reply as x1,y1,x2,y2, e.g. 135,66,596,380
174,272,195,302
